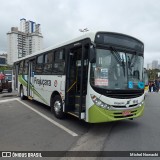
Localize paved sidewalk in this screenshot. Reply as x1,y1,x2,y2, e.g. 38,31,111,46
0,90,18,98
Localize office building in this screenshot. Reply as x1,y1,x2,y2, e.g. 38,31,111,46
7,19,43,65
147,63,152,70
152,60,158,69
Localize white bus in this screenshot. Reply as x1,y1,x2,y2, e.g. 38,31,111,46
13,31,145,123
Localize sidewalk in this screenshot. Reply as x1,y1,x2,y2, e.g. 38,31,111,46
0,90,18,98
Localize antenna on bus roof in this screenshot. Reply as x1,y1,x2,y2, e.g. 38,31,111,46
79,28,89,32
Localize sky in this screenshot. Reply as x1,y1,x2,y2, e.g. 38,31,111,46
0,0,160,67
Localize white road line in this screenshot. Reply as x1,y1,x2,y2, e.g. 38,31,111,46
16,99,78,137
0,98,19,103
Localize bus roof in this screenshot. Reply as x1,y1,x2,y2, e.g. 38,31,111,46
14,32,96,63
13,31,143,63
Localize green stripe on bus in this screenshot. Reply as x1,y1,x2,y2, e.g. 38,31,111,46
18,75,27,87
18,75,49,105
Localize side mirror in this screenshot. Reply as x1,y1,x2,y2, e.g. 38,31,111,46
89,45,96,63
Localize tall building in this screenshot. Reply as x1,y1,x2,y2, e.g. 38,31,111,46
7,19,43,65
147,63,152,70
152,60,158,69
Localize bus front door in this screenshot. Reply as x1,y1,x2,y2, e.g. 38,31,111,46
28,60,34,98
66,43,88,119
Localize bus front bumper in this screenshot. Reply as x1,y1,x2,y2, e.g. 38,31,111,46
88,104,144,123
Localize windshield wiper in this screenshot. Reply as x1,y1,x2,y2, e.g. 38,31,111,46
128,52,138,74
110,47,122,65
110,47,126,76
129,52,138,67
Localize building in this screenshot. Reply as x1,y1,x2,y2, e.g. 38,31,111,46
147,63,152,70
7,19,43,65
152,60,158,69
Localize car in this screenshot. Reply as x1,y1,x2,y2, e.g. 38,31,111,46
0,73,12,93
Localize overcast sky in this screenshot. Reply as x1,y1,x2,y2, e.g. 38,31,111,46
0,0,160,67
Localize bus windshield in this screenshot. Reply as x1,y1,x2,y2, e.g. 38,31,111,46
90,48,144,90
144,70,149,86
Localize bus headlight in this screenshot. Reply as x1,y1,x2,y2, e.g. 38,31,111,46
138,100,144,107
91,94,111,110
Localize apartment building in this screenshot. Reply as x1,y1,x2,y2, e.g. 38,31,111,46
7,19,43,65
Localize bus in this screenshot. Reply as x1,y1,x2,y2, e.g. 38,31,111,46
13,31,145,123
144,68,149,94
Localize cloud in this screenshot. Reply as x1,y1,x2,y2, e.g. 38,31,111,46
0,0,160,66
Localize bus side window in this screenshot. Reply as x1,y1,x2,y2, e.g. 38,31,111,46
32,59,36,73
18,61,24,75
35,55,44,74
44,51,53,74
53,50,65,74
23,60,29,75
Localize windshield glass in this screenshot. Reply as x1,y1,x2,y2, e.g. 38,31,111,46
90,48,144,90
144,70,149,86
5,75,12,81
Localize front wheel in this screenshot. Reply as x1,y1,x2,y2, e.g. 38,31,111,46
51,95,64,119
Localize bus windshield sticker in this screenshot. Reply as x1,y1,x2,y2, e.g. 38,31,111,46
138,82,144,89
100,68,108,78
128,81,133,89
95,78,108,86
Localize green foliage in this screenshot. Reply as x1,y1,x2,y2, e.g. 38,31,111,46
0,66,12,72
147,69,160,81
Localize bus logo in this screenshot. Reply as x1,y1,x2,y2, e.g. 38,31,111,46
34,77,51,87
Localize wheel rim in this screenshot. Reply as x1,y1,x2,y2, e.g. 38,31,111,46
54,100,61,114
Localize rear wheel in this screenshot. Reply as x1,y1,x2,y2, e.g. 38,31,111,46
51,95,64,119
20,86,26,100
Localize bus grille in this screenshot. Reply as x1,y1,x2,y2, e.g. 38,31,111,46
112,104,137,108
106,93,143,99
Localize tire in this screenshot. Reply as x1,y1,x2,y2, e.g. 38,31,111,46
8,88,12,93
20,86,26,100
51,95,64,119
0,89,3,92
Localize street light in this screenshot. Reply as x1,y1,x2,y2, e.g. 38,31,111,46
79,28,89,33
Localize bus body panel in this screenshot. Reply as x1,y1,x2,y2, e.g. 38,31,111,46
18,74,66,106
88,104,144,123
14,31,145,123
85,84,144,123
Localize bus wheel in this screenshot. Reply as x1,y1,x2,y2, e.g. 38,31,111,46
51,95,64,119
20,86,25,100
0,89,3,93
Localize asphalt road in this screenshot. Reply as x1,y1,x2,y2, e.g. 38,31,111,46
0,92,160,160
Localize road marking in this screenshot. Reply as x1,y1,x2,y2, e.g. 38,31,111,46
0,98,78,137
0,98,19,103
17,99,78,137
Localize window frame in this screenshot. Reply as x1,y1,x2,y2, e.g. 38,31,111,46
52,49,65,75
44,51,53,74
35,54,44,75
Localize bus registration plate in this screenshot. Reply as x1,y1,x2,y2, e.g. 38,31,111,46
122,110,131,116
